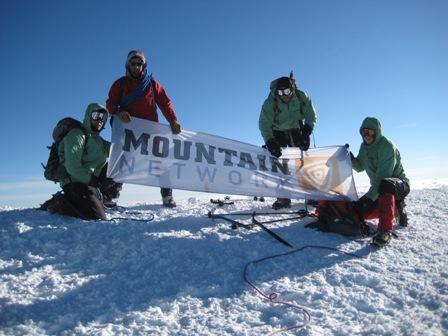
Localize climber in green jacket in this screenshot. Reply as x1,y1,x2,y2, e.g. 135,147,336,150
41,103,122,219
259,74,317,209
350,117,410,247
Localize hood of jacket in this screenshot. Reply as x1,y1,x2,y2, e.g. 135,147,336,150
83,103,107,134
360,117,382,146
125,50,147,78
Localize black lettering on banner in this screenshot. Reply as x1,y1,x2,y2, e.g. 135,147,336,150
152,136,169,158
270,157,290,175
123,129,149,155
237,152,257,170
195,143,216,164
173,139,192,160
257,154,269,172
218,148,237,166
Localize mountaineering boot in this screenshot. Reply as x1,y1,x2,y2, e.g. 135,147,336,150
378,193,395,232
39,191,69,215
162,195,177,208
396,201,408,227
372,230,392,247
272,198,291,210
99,178,122,209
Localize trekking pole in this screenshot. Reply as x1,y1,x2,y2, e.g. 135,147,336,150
217,210,309,216
251,217,293,248
253,214,311,226
210,196,265,206
210,199,234,206
207,208,294,247
207,210,254,230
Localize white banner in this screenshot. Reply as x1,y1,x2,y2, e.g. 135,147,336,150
107,118,358,201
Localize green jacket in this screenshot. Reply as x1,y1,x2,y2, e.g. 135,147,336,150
259,79,317,142
58,103,110,187
351,117,408,201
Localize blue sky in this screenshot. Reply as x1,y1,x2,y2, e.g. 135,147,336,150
1,0,447,207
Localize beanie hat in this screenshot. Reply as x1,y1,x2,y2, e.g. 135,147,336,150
276,77,293,90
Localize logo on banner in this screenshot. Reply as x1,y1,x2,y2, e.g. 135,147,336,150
294,157,345,195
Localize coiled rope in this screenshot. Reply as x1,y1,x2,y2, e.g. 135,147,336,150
243,245,365,334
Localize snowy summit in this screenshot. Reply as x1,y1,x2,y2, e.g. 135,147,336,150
1,180,447,335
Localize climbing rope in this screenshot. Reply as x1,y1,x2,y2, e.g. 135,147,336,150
243,245,365,334
108,209,155,223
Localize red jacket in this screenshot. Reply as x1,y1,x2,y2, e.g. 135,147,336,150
106,76,178,123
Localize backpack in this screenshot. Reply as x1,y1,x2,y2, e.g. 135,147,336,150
306,201,373,237
42,117,85,183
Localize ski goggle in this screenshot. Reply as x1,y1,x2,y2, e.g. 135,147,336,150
91,110,108,122
277,88,293,96
361,128,375,136
130,61,143,67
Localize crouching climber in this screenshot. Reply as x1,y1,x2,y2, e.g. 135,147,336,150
40,103,122,220
350,117,410,247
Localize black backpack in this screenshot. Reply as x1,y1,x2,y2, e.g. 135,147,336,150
306,201,372,237
42,117,85,182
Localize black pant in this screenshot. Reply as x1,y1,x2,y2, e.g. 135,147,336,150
379,178,410,202
367,177,410,211
161,188,172,198
273,127,309,151
42,164,122,220
62,183,106,220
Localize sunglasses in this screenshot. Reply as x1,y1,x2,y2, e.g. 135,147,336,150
361,128,375,136
130,62,143,67
277,88,293,96
91,110,108,122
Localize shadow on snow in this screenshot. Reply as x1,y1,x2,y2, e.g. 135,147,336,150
0,203,370,334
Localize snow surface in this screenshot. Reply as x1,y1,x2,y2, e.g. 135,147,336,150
1,183,447,335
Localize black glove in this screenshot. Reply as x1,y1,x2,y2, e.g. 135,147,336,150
297,124,312,151
349,151,355,161
353,195,374,217
302,123,313,137
298,135,310,151
266,138,282,158
89,175,100,188
344,144,355,161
